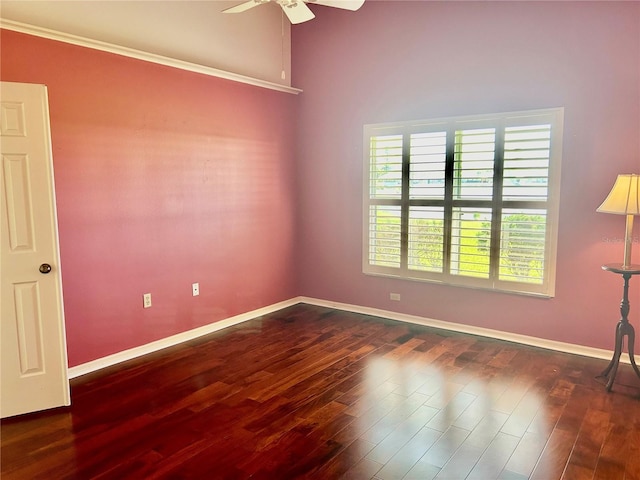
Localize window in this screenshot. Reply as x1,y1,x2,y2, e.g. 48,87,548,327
363,108,563,296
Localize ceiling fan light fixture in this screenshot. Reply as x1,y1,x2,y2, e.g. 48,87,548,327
278,0,300,7
223,0,365,23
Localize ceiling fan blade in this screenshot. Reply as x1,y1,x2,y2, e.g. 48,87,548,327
223,0,263,14
306,0,365,11
282,1,315,24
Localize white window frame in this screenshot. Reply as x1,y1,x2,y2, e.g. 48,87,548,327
363,108,564,297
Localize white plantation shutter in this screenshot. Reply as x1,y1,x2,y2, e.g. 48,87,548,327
367,134,403,268
368,205,401,268
450,207,492,279
499,209,547,284
363,108,563,296
453,128,496,201
409,132,447,199
498,123,553,286
407,131,447,274
369,135,403,199
408,206,445,273
503,125,551,202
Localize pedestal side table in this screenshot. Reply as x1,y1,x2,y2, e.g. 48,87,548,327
600,263,640,391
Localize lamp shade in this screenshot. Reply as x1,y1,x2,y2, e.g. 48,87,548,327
597,174,640,215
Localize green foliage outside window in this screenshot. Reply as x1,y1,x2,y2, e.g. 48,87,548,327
374,213,545,283
409,217,444,272
370,209,400,267
499,213,546,283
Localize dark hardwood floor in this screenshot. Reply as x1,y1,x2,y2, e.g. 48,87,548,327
2,303,640,479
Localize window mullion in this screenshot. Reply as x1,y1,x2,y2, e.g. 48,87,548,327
443,126,455,275
490,124,505,281
400,132,411,270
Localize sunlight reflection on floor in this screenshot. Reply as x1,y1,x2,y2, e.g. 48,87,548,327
353,351,545,479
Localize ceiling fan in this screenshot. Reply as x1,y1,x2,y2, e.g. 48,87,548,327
223,0,365,25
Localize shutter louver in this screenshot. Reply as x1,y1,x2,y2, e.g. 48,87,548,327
503,125,551,201
454,128,496,200
410,132,447,199
499,209,547,284
368,205,401,268
450,207,492,279
370,135,403,199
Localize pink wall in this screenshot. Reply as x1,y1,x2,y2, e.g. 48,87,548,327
292,1,640,350
1,30,298,366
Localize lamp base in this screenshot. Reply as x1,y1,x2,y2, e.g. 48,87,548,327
622,214,634,268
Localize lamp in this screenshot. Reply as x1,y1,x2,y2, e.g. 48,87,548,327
597,173,640,268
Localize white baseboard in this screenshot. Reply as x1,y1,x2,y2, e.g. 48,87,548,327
68,295,621,379
298,296,622,365
67,297,303,379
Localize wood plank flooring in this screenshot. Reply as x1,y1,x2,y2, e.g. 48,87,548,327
2,303,640,479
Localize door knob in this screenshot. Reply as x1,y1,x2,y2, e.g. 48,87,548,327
39,263,52,274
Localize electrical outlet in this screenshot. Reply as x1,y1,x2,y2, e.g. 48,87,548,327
192,282,199,296
143,293,152,308
390,293,401,301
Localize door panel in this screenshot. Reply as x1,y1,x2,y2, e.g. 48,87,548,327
4,154,36,251
1,81,70,418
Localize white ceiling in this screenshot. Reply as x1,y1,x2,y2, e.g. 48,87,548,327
0,1,292,86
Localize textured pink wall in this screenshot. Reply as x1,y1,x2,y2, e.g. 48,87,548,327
292,1,640,350
1,30,298,366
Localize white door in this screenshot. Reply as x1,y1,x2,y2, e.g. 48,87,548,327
1,81,70,418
